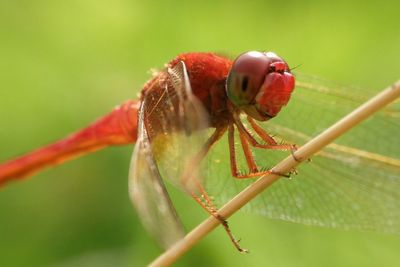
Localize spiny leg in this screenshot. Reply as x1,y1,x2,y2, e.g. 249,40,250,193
247,117,302,163
229,124,273,178
238,128,258,173
247,116,278,145
242,116,299,173
229,123,291,179
228,124,240,178
233,115,295,150
181,126,247,253
191,182,248,253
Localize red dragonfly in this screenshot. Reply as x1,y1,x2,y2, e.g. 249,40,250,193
0,52,399,251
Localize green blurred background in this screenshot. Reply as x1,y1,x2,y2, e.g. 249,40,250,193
0,1,399,266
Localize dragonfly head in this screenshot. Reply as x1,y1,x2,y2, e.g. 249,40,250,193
226,51,295,121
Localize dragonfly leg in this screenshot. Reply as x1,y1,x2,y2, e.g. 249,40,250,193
191,182,248,253
246,117,308,164
229,123,291,179
290,144,302,163
234,116,296,150
238,127,259,173
179,126,248,253
239,116,298,175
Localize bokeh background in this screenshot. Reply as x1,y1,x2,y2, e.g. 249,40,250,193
1,1,399,266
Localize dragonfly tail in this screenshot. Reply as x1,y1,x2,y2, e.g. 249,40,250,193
0,100,140,186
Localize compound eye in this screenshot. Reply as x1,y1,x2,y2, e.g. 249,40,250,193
227,51,271,106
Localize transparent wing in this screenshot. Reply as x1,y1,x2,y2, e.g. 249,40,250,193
205,73,400,234
129,100,185,250
129,61,210,249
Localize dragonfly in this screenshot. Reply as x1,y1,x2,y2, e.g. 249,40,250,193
0,51,399,252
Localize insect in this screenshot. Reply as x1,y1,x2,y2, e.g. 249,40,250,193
0,51,399,252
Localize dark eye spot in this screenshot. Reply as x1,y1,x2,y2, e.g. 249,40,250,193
241,76,249,92
269,65,276,72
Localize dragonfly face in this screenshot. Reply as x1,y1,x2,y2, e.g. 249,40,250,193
226,51,295,121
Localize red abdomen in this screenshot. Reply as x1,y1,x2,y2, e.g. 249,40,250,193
0,100,139,186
